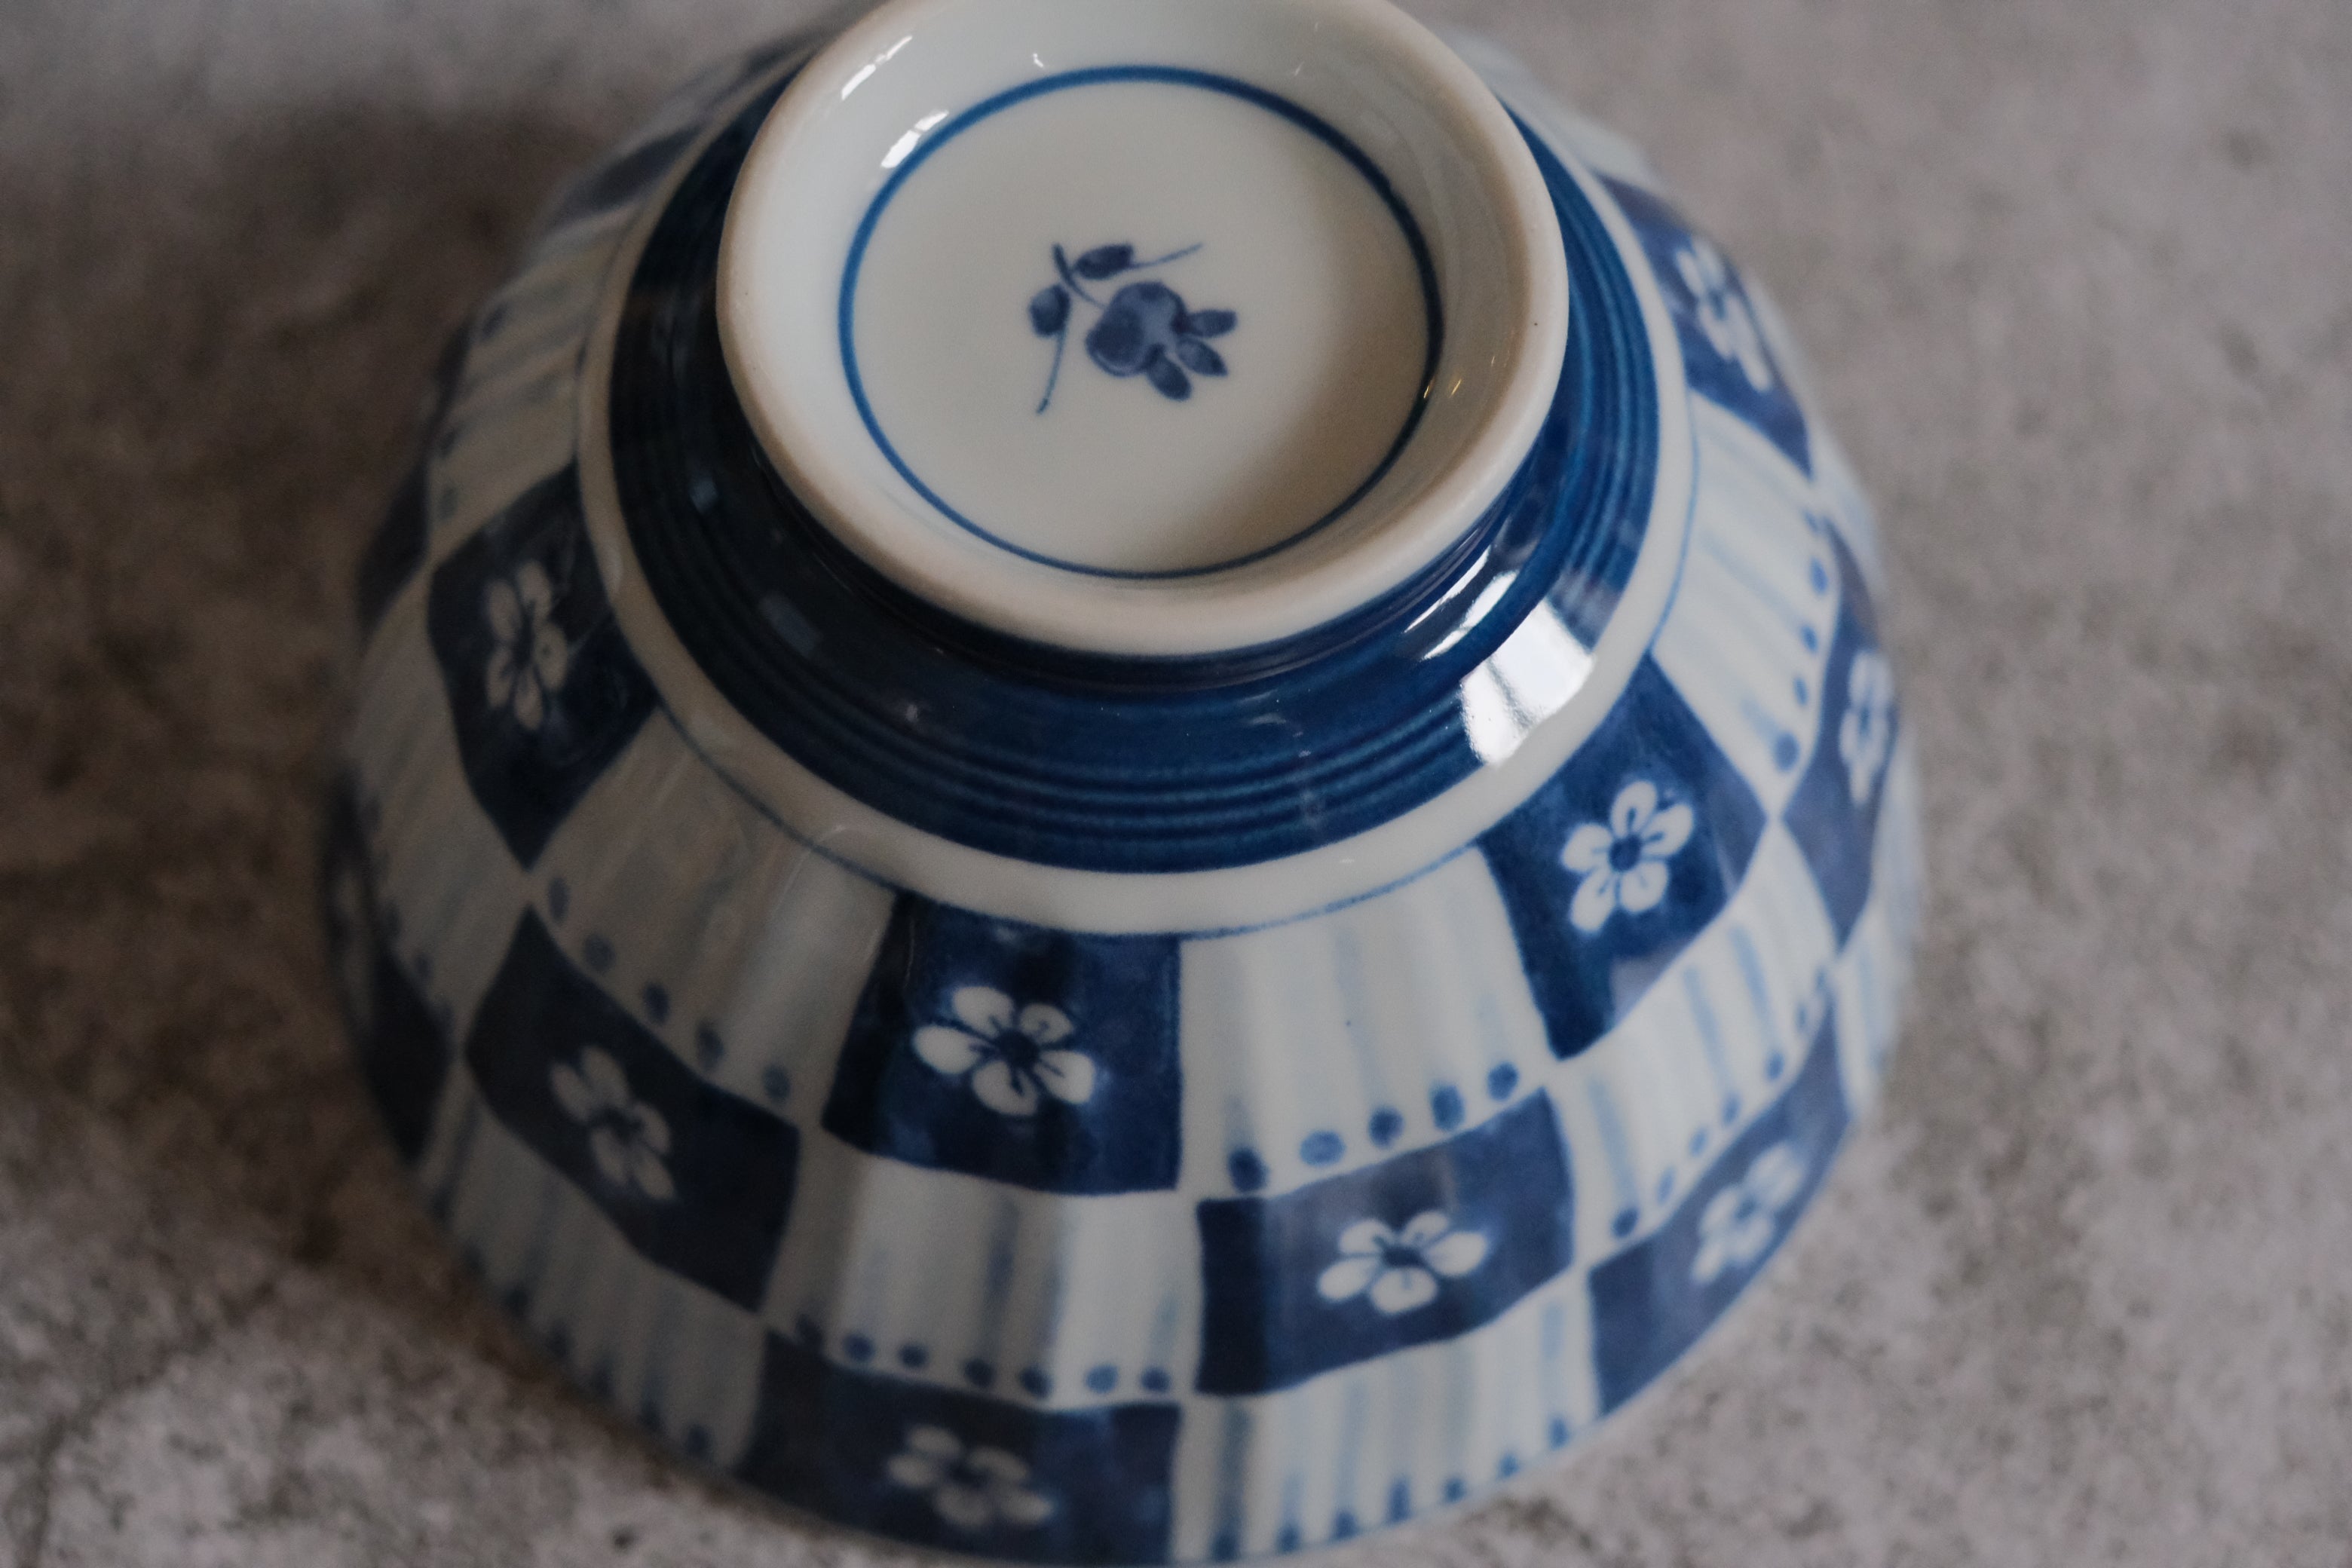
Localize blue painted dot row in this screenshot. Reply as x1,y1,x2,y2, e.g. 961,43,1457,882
1226,1064,1526,1193
1603,1016,1800,1238
1793,513,1833,717
793,1317,1171,1400
1768,560,1837,773
547,877,792,1105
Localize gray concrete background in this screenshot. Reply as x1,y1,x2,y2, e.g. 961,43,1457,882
1,0,2347,1562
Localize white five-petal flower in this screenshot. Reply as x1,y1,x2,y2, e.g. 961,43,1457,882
1691,1141,1809,1285
913,986,1098,1118
1560,779,1696,934
1676,237,1775,393
1838,650,1897,807
482,561,571,732
549,1046,676,1202
1315,1211,1491,1316
884,1426,1056,1532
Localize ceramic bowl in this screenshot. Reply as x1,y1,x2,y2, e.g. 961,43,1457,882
326,0,1920,1560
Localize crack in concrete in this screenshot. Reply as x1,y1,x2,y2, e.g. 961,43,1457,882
11,1272,285,1568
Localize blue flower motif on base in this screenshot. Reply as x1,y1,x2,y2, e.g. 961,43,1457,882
1195,1093,1575,1395
1603,177,1811,475
424,467,657,866
463,913,800,1309
1481,658,1767,1061
1589,1013,1850,1411
1783,534,1899,942
737,1333,1180,1564
1029,243,1237,411
824,899,1183,1196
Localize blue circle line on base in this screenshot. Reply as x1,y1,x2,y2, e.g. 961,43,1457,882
836,65,1447,582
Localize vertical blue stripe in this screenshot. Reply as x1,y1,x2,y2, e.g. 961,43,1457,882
1440,1340,1474,1499
975,1196,1021,1375
1334,1381,1368,1536
516,1164,567,1301
1732,925,1787,1079
1540,1299,1570,1447
1212,1404,1254,1559
850,1245,893,1334
639,1276,683,1435
1331,925,1396,1122
430,1095,483,1220
984,1200,1020,1303
1738,695,1799,769
1858,948,1886,1071
1148,1288,1180,1372
1696,528,1815,636
1386,1354,1421,1524
1586,1078,1642,1239
1683,969,1741,1125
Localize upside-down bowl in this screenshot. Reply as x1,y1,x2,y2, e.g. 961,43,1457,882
326,1,1921,1560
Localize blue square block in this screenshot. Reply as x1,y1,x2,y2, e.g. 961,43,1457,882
738,1334,1181,1564
1604,177,1811,476
1783,534,1898,942
1195,1093,1575,1395
823,899,1183,1196
463,913,799,1309
323,781,449,1163
1590,1013,1850,1411
424,467,657,867
1481,657,1767,1060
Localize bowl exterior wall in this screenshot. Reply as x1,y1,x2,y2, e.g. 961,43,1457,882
329,30,1919,1566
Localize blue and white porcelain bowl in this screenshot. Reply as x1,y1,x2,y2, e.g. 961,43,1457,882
326,0,1920,1560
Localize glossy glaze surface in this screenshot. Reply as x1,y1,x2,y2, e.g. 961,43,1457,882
331,4,1917,1561
718,0,1573,658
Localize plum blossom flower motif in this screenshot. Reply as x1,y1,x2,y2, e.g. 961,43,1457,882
482,561,570,731
1027,240,1236,411
1839,651,1897,807
1560,779,1696,934
549,1046,675,1202
913,987,1098,1118
1315,1211,1491,1316
1676,237,1775,393
1692,1141,1808,1285
884,1426,1055,1533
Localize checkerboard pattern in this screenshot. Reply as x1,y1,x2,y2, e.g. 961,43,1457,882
329,48,1919,1566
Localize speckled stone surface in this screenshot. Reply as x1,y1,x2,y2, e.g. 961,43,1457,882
1,0,2347,1563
